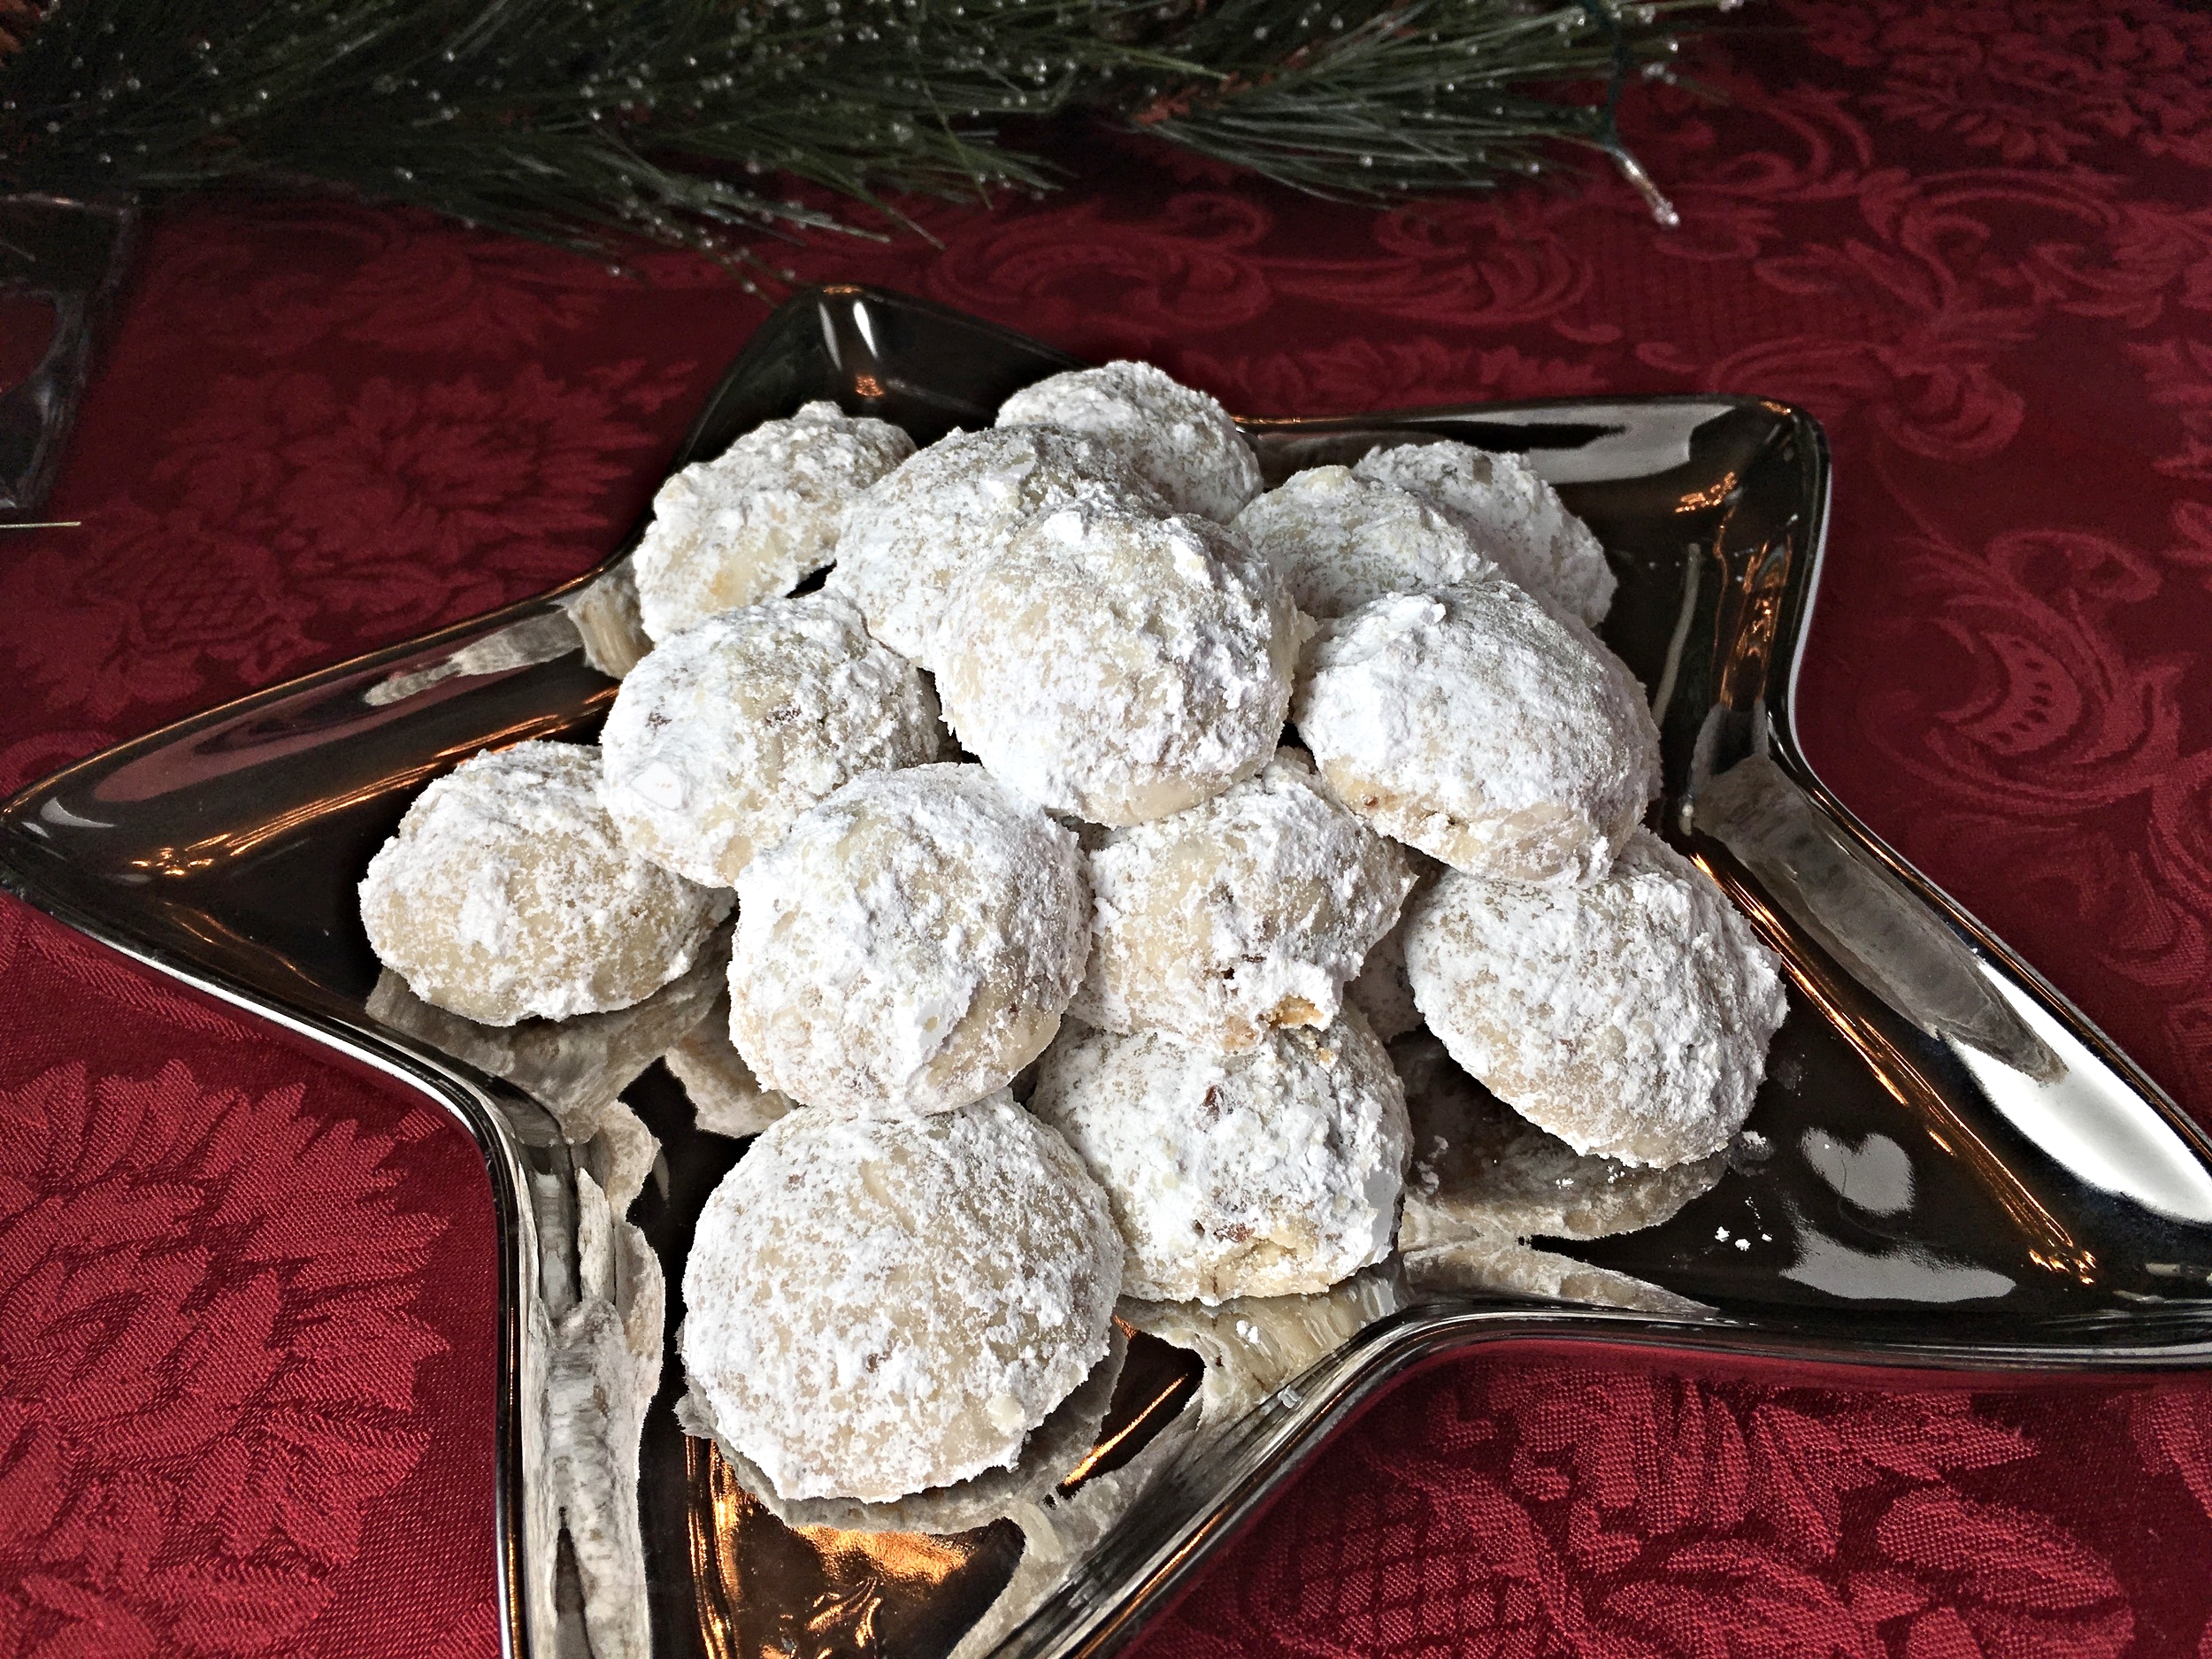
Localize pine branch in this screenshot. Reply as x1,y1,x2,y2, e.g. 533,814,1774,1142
0,0,1720,258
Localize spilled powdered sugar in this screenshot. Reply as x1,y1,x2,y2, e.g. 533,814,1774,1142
1030,1013,1409,1303
996,359,1263,524
1075,748,1414,1051
680,1094,1123,1502
358,740,727,1025
1233,465,1496,618
827,426,1158,663
1294,581,1660,885
937,499,1299,826
1404,828,1789,1167
1355,438,1617,626
728,764,1090,1115
597,591,942,888
634,400,912,641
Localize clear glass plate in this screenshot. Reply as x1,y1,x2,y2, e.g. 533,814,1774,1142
4,285,2209,1659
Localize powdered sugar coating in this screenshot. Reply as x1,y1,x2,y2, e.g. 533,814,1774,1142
1031,1015,1409,1303
938,499,1299,826
826,425,1157,663
681,1094,1122,1502
996,360,1263,524
359,741,728,1025
1232,465,1496,618
1074,749,1414,1051
1390,1032,1724,1248
1294,582,1661,885
1354,440,1617,626
1405,829,1789,1167
728,764,1090,1115
634,401,913,641
597,593,941,887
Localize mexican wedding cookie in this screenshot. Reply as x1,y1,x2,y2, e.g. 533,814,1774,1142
826,425,1155,662
597,592,941,887
996,359,1263,524
1075,749,1414,1051
1233,465,1495,618
1405,829,1789,1167
681,1094,1122,1503
1294,582,1660,885
938,500,1299,825
360,741,727,1025
728,764,1089,1114
1031,1016,1409,1303
634,401,913,641
1355,439,1617,626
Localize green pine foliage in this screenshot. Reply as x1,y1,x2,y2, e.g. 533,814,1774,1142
0,0,1710,257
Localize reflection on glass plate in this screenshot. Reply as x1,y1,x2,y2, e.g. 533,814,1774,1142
4,287,2210,1659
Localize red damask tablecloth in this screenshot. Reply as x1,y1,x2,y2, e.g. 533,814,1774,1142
4,4,2212,1655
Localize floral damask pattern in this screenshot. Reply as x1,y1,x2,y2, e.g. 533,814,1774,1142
1,1,2209,1654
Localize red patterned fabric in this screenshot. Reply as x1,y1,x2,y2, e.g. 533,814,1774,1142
3,3,2211,1653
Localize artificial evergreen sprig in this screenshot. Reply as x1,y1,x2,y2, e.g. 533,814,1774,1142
0,0,1711,259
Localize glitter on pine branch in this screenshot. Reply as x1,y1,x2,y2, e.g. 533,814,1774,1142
0,0,1715,259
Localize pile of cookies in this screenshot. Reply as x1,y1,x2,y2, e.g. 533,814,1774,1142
358,357,1787,1521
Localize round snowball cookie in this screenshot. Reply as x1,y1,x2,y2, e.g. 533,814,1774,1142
681,1093,1123,1503
634,401,913,641
1074,749,1414,1052
938,499,1299,826
1354,440,1617,627
360,741,728,1025
1031,1015,1409,1304
1391,1032,1724,1250
598,592,941,887
826,425,1157,663
1294,581,1660,886
729,764,1089,1114
996,360,1263,524
1233,465,1495,619
1404,829,1789,1167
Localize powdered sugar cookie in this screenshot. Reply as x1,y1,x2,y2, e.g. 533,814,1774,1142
1404,830,1788,1167
1233,465,1495,618
597,592,941,887
1354,439,1617,626
1074,749,1413,1050
826,425,1156,663
938,499,1299,826
997,359,1263,523
728,764,1089,1115
1391,1032,1724,1249
681,1093,1122,1503
1031,1015,1409,1303
360,741,728,1025
634,401,912,641
1294,582,1660,885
